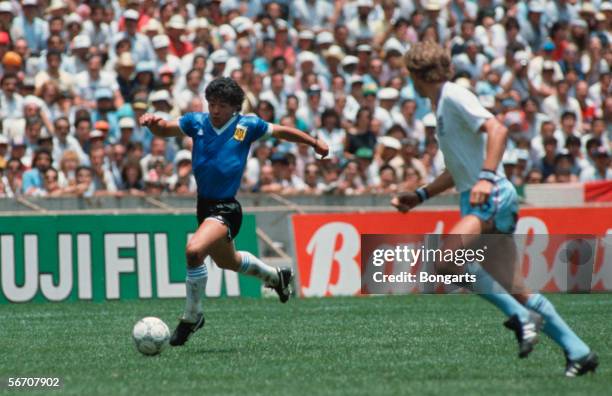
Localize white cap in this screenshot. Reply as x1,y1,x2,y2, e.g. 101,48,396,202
341,55,358,67
0,135,8,145
602,2,612,12
316,31,334,45
357,44,372,52
275,19,289,31
150,90,171,104
516,149,530,162
123,9,139,20
217,24,236,40
72,34,91,49
23,95,43,108
377,87,399,100
378,136,401,150
349,75,364,85
89,130,105,139
423,0,442,11
528,1,545,13
0,2,14,14
119,117,136,129
356,0,373,7
542,60,556,70
47,0,66,12
188,17,210,31
167,15,186,30
65,12,82,26
297,51,318,66
299,30,315,40
383,39,405,55
174,149,192,165
235,21,252,34
514,50,530,65
502,150,518,165
423,113,437,128
210,49,229,63
152,34,170,49
143,19,162,33
324,45,345,60
230,16,251,30
22,0,37,6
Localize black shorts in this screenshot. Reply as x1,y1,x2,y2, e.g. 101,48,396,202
196,197,243,241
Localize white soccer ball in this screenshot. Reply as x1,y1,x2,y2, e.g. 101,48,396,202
132,317,171,356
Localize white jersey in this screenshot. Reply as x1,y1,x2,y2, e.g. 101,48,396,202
435,82,503,192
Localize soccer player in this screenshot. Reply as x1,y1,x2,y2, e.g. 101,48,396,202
140,77,329,346
392,41,598,376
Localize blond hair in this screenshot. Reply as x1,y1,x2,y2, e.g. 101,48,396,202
404,40,452,83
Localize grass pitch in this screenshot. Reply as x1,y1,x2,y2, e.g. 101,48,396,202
1,294,610,396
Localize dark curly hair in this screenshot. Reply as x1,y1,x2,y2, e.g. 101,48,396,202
204,77,245,111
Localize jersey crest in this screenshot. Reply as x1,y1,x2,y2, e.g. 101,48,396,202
233,125,247,141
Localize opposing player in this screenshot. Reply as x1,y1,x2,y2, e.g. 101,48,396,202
140,77,328,346
392,41,597,376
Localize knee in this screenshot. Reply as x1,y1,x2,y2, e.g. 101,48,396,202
185,243,204,267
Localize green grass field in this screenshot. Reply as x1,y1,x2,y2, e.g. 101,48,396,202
1,294,610,396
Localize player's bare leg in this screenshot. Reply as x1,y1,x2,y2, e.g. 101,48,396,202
435,215,542,358
170,219,226,346
482,236,597,376
208,233,293,303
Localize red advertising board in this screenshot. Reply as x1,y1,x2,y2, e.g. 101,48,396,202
291,207,612,297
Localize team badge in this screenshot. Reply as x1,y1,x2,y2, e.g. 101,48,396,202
233,125,247,141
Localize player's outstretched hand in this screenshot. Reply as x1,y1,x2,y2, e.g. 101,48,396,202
314,138,329,158
469,179,493,206
139,113,165,129
391,191,420,213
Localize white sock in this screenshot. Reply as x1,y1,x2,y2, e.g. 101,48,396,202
183,263,207,322
238,251,279,287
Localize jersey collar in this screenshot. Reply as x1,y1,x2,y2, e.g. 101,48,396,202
210,113,239,135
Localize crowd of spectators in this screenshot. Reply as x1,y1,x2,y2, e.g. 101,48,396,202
0,0,611,198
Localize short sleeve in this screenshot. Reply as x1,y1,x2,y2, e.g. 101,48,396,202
447,85,493,134
248,116,273,143
178,112,200,138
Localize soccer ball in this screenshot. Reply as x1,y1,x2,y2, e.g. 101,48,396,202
132,317,171,356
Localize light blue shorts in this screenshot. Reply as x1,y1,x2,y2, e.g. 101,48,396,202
459,178,519,234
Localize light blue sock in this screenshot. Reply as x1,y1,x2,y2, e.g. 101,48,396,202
183,264,207,322
238,251,279,286
465,263,530,322
526,294,590,360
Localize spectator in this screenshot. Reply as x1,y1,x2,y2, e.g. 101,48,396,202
119,160,144,196
345,107,376,159
58,149,80,188
22,148,52,195
580,148,612,181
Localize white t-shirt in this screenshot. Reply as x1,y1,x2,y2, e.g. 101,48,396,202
435,82,501,192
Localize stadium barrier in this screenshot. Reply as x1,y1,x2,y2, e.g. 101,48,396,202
291,207,612,297
0,214,261,303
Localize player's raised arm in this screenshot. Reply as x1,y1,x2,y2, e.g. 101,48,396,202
270,124,329,158
139,114,183,138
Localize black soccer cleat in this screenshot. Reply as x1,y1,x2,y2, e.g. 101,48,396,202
504,312,542,358
565,351,599,377
169,313,205,346
271,267,293,303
